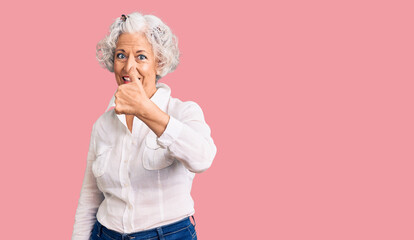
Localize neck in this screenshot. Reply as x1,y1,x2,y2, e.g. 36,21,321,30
148,87,157,99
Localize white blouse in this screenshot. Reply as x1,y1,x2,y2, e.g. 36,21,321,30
72,82,217,240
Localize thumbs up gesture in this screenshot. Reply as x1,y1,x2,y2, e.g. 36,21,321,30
114,67,151,117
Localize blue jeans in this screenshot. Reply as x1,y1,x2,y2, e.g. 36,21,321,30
90,216,197,240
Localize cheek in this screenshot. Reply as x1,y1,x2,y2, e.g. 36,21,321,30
141,63,157,76
138,65,148,76
113,61,124,72
113,63,120,73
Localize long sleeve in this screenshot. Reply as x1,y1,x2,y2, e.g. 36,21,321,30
156,101,217,173
72,124,105,240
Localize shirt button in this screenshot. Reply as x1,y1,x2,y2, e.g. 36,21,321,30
129,205,132,209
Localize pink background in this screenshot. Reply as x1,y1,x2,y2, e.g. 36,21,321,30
1,0,413,239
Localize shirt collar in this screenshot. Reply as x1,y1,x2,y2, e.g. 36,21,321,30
148,82,171,112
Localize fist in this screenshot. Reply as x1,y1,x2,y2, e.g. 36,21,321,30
114,67,149,116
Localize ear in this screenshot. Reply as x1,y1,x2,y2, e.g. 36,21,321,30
155,64,160,76
155,59,161,80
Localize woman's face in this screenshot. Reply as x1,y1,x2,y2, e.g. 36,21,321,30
114,32,158,98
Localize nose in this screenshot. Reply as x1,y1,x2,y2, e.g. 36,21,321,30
124,54,137,73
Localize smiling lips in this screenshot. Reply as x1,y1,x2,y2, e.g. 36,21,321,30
122,76,141,84
122,76,131,84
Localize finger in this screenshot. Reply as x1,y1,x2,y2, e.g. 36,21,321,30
128,67,139,83
114,105,121,115
135,77,145,92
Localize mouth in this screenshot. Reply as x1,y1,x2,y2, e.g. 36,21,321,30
122,76,140,84
122,76,131,84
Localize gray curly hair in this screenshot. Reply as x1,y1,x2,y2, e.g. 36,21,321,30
96,12,180,82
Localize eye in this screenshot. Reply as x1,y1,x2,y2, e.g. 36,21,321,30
116,53,126,59
138,54,147,60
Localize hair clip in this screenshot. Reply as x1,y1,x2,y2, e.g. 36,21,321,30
121,14,128,22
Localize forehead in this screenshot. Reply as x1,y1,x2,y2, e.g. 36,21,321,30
116,32,152,51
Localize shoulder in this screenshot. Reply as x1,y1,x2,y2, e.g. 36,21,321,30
157,82,203,117
93,110,115,129
91,110,119,145
168,96,205,121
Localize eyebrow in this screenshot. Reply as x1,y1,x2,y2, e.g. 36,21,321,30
115,49,148,54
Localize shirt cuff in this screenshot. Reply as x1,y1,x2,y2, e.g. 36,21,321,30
157,116,184,148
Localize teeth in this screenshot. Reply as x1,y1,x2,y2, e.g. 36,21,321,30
123,77,130,81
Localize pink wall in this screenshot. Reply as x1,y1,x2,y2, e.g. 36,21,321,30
1,0,413,239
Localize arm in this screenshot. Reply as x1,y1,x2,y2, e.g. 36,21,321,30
137,99,170,138
72,124,104,240
155,102,217,173
114,67,216,172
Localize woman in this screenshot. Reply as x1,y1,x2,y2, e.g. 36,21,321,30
72,12,217,240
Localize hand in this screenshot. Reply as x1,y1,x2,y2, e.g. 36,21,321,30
114,67,150,117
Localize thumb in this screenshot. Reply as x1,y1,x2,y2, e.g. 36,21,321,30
128,67,140,83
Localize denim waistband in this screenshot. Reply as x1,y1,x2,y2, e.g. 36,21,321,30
95,216,195,240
